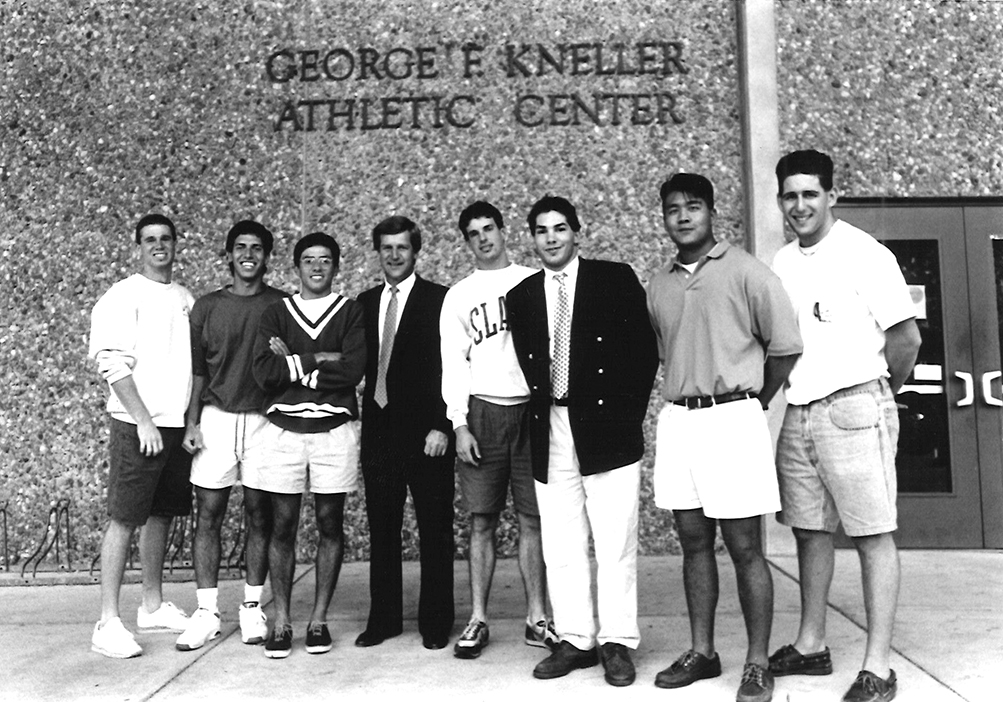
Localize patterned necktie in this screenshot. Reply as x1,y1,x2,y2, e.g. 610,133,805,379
552,272,570,399
375,285,398,408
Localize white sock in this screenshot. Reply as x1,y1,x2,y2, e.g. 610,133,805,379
196,587,219,613
244,584,264,605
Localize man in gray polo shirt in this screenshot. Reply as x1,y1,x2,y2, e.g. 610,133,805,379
646,173,802,702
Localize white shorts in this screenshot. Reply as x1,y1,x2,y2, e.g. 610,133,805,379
653,398,780,519
190,406,271,490
253,420,360,495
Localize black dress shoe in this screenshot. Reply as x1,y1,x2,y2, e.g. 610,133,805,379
655,649,722,689
354,627,402,648
422,635,448,650
600,642,636,687
533,640,599,679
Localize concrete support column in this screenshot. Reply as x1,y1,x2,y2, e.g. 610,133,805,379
737,0,784,262
736,0,796,556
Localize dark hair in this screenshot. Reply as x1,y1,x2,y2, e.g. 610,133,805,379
134,213,177,243
457,201,504,240
371,215,422,253
659,173,715,211
225,220,274,256
775,149,834,192
526,196,581,233
293,232,340,268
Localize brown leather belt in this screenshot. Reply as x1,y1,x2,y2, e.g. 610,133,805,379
672,391,756,410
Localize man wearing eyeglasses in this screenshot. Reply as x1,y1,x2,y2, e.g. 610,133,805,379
251,232,366,659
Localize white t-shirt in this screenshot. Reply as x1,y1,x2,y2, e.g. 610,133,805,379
89,273,194,427
440,264,535,428
773,219,915,405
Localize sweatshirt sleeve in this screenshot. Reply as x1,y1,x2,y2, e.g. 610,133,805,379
439,288,473,429
89,283,137,385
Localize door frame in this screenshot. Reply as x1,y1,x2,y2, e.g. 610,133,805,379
838,197,1003,548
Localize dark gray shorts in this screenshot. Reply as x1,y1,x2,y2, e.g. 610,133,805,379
107,418,192,526
457,398,538,517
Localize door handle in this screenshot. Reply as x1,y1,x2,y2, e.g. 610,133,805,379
983,370,1003,407
955,371,974,407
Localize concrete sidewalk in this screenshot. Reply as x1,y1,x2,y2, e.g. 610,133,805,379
0,552,998,701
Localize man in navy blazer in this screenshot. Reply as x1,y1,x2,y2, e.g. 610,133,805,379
507,196,658,687
354,215,456,651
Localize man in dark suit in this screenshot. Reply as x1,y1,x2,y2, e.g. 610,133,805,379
355,215,456,651
507,196,658,687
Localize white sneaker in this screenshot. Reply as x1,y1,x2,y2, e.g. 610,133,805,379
175,608,221,651
91,617,142,659
239,602,268,645
137,601,189,632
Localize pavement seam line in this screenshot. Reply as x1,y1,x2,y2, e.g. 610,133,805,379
767,559,971,702
142,564,316,702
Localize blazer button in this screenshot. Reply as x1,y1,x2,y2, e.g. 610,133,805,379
598,399,604,405
532,385,539,391
598,368,604,374
529,353,534,359
597,336,602,342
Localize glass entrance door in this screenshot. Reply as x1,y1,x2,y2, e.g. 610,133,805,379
835,203,984,547
963,205,1003,548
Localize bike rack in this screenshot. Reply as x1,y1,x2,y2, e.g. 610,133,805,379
21,498,74,578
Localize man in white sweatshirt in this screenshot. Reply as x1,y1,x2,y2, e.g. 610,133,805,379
88,214,194,658
441,201,556,660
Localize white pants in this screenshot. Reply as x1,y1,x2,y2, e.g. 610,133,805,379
534,406,640,651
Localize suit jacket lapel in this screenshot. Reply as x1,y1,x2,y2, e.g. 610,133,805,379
364,284,383,349
526,272,549,345
569,258,590,340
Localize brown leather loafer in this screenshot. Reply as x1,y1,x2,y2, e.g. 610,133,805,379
768,643,833,677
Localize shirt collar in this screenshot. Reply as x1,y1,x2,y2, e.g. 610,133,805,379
671,240,729,271
384,271,416,296
548,254,580,284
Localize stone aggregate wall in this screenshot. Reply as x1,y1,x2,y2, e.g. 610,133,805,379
0,0,741,565
776,0,1003,197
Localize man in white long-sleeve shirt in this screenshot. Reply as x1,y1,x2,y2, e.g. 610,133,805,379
88,214,194,658
441,201,556,659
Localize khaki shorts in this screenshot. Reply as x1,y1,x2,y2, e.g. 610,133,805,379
253,420,360,495
776,378,899,537
190,406,271,490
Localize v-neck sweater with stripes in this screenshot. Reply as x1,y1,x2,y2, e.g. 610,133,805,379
252,292,366,433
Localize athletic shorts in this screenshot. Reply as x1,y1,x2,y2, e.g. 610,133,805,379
457,398,538,517
776,378,899,537
189,405,271,490
253,420,359,495
107,418,193,526
653,398,780,519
